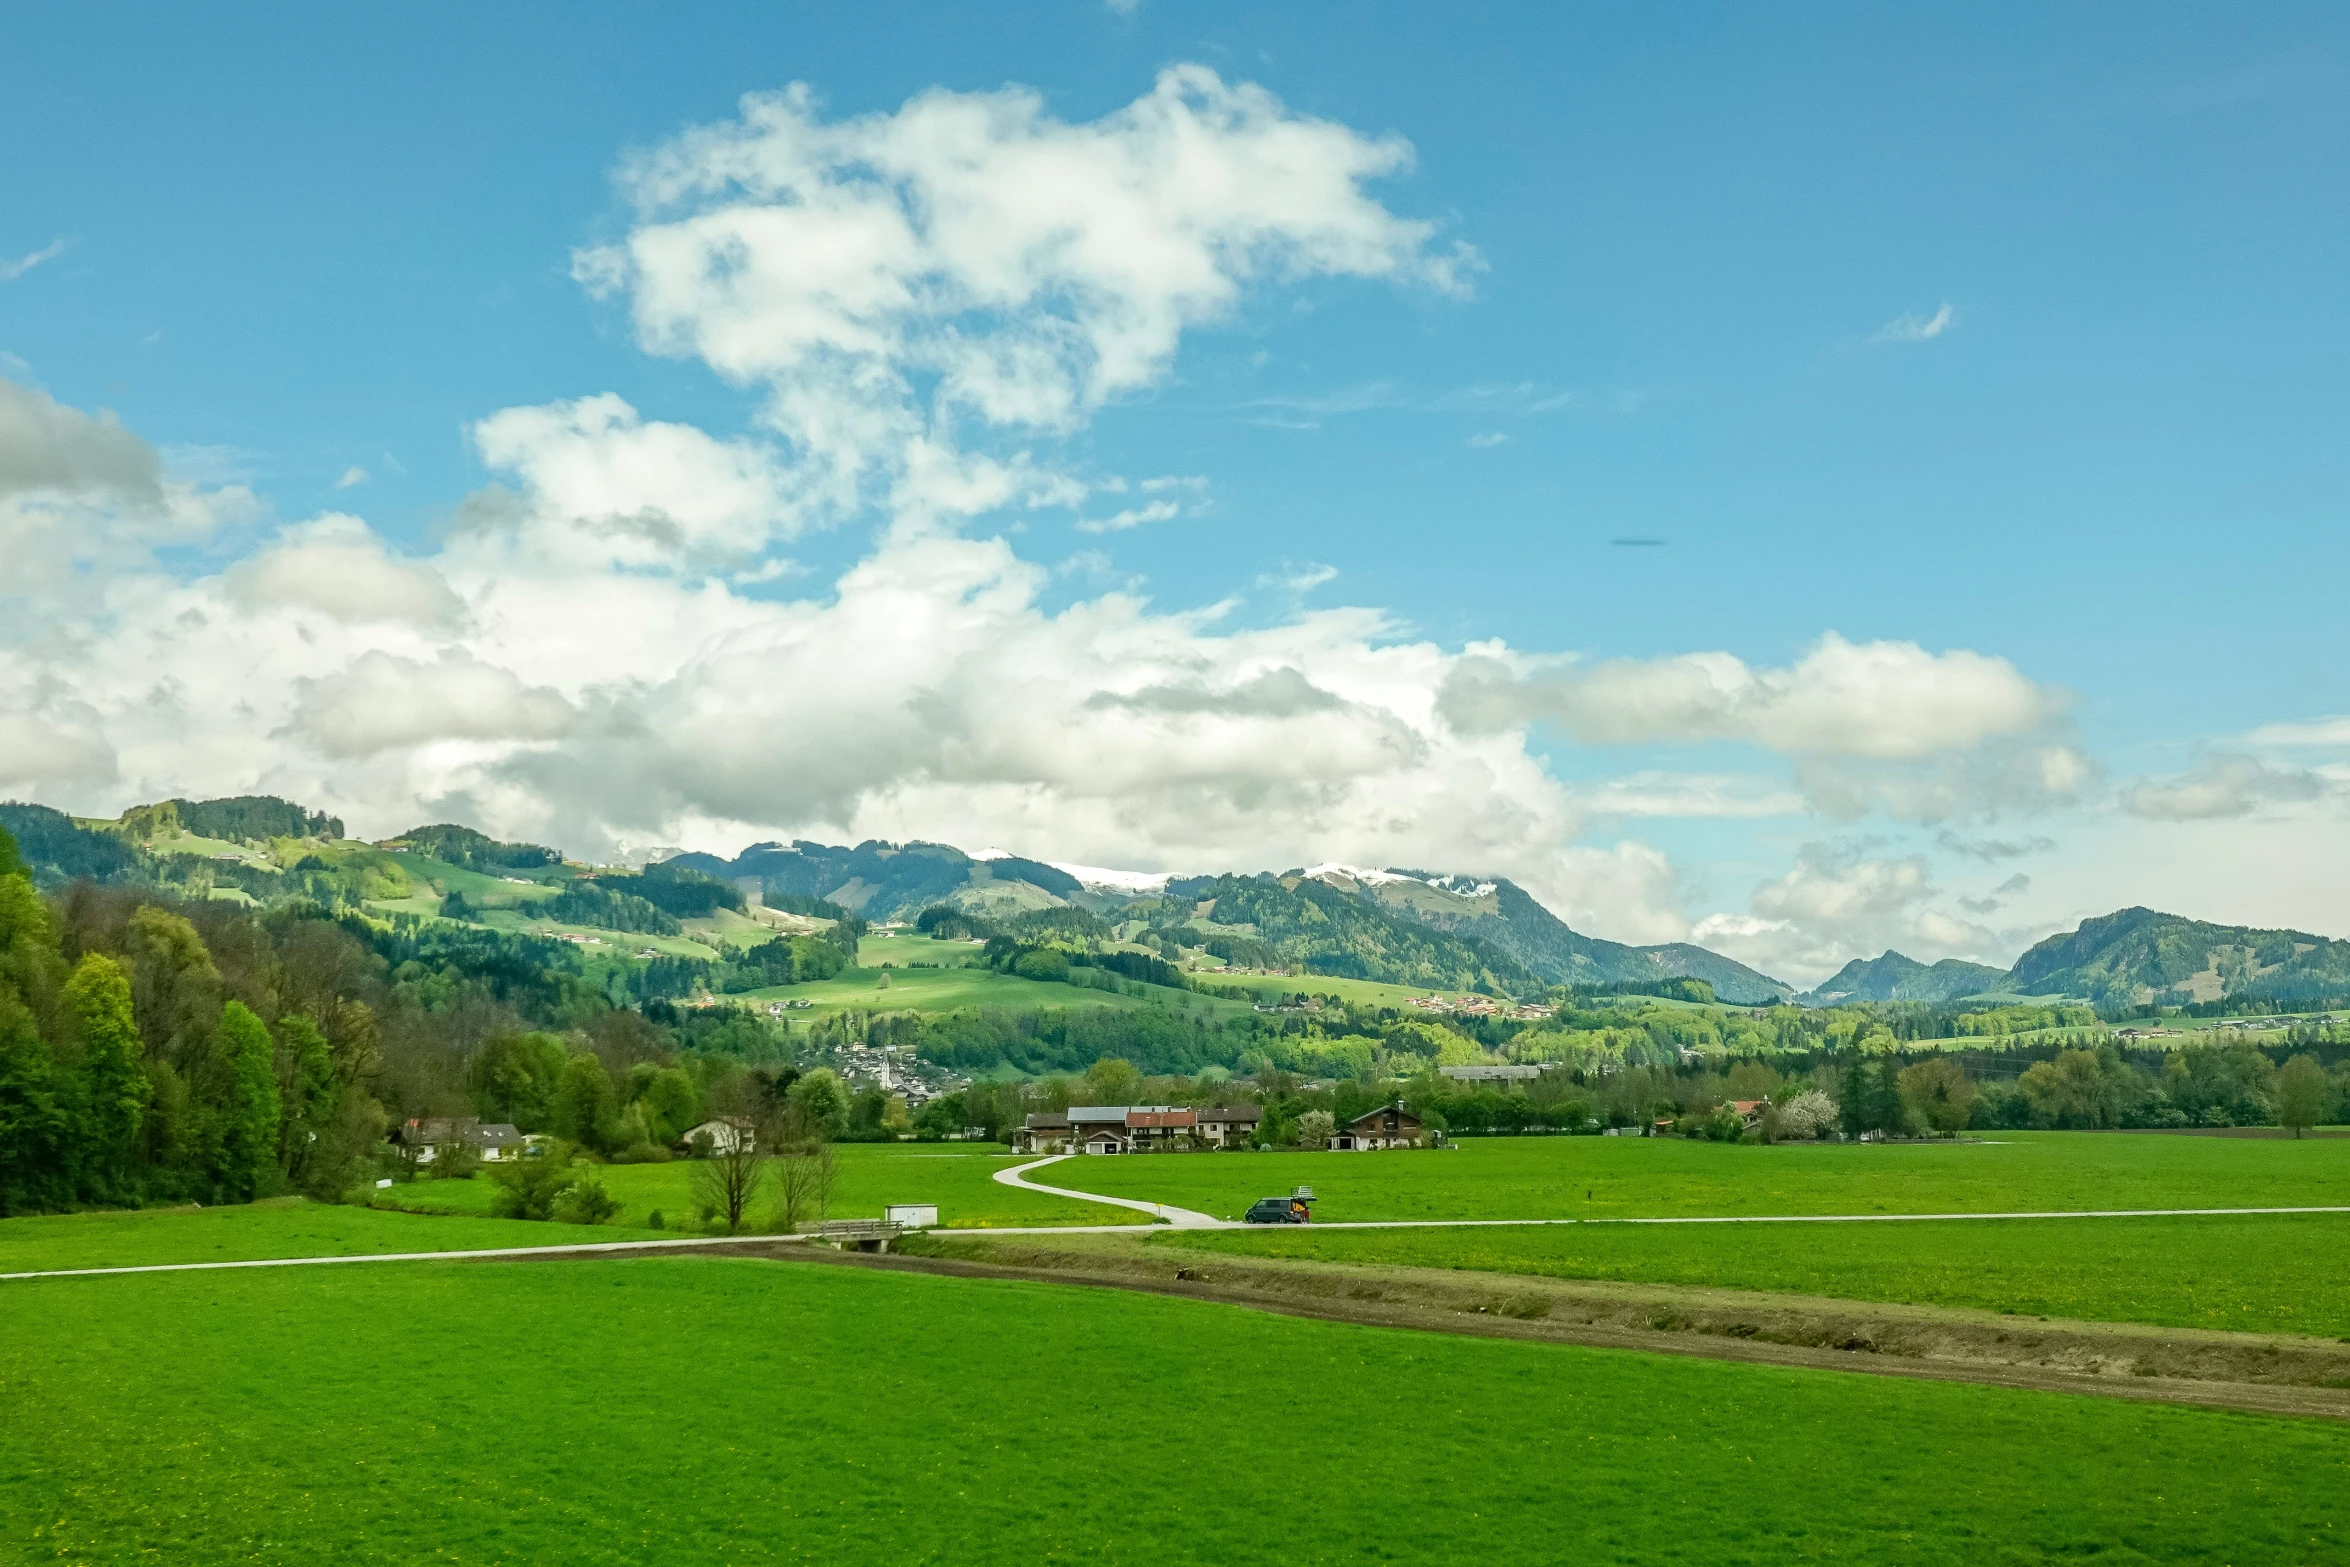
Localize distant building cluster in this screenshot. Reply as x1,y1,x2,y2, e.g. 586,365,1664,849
1013,1104,1263,1154
1011,1100,1433,1155
1410,995,1553,1021
836,1039,952,1108
1438,1064,1546,1084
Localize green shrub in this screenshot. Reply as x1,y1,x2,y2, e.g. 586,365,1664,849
490,1151,578,1220
552,1177,621,1227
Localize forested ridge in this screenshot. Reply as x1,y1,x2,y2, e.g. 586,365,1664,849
0,822,808,1216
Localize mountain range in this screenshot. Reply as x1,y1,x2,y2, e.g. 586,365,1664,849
1804,908,2350,1011
663,840,1798,1004
5,793,2348,1014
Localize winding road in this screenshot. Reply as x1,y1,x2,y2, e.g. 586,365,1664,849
10,1162,2349,1283
992,1154,1225,1227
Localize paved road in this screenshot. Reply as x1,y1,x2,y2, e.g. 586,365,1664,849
994,1158,2350,1232
992,1154,1224,1228
12,1182,2349,1283
1312,1205,2350,1227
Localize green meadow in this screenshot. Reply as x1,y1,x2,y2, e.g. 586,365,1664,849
1194,968,1453,1008
1060,1130,2350,1223
859,931,984,965
738,953,1244,1021
5,1258,2344,1564
373,1142,1135,1230
0,1198,663,1275
1157,1210,2350,1339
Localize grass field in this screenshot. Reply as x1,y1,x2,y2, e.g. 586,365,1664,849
374,1143,1136,1230
0,1198,663,1275
860,932,984,965
1155,1210,2350,1339
1055,1131,2350,1223
1193,969,1452,1008
739,960,1246,1021
4,1257,2344,1563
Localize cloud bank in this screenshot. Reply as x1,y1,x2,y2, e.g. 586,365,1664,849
0,68,2115,985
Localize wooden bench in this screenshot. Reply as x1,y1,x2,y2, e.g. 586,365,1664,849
815,1219,905,1254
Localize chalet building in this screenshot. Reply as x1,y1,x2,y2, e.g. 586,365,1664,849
1012,1112,1072,1154
397,1117,526,1164
1195,1105,1263,1148
1012,1106,1201,1154
1331,1102,1423,1151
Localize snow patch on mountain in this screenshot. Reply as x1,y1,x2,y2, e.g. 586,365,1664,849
1049,862,1190,894
1301,863,1498,898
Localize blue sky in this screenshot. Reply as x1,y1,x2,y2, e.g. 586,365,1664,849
3,3,2346,983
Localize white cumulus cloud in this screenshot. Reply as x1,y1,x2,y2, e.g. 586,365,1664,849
0,68,2101,979
1440,633,2067,762
2121,754,2332,821
574,67,1477,527
1693,843,2002,986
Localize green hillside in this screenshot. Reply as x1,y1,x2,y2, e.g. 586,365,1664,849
0,802,149,885
1133,872,1540,996
1801,950,2010,1005
662,839,1082,919
1287,868,1792,1003
34,793,2350,1018
2008,906,2350,1009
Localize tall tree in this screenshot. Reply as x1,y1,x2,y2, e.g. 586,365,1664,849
2276,1054,2328,1139
1838,1056,1871,1137
0,835,71,1213
1896,1056,1977,1135
688,1124,769,1235
123,905,222,1070
0,993,67,1215
210,1001,283,1202
551,1053,617,1150
273,1013,336,1186
63,954,146,1198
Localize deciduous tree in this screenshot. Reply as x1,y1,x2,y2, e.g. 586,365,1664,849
63,953,145,1197
689,1125,769,1234
772,1122,836,1234
210,1001,282,1202
2276,1054,2328,1139
1896,1056,1977,1135
552,1053,618,1150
